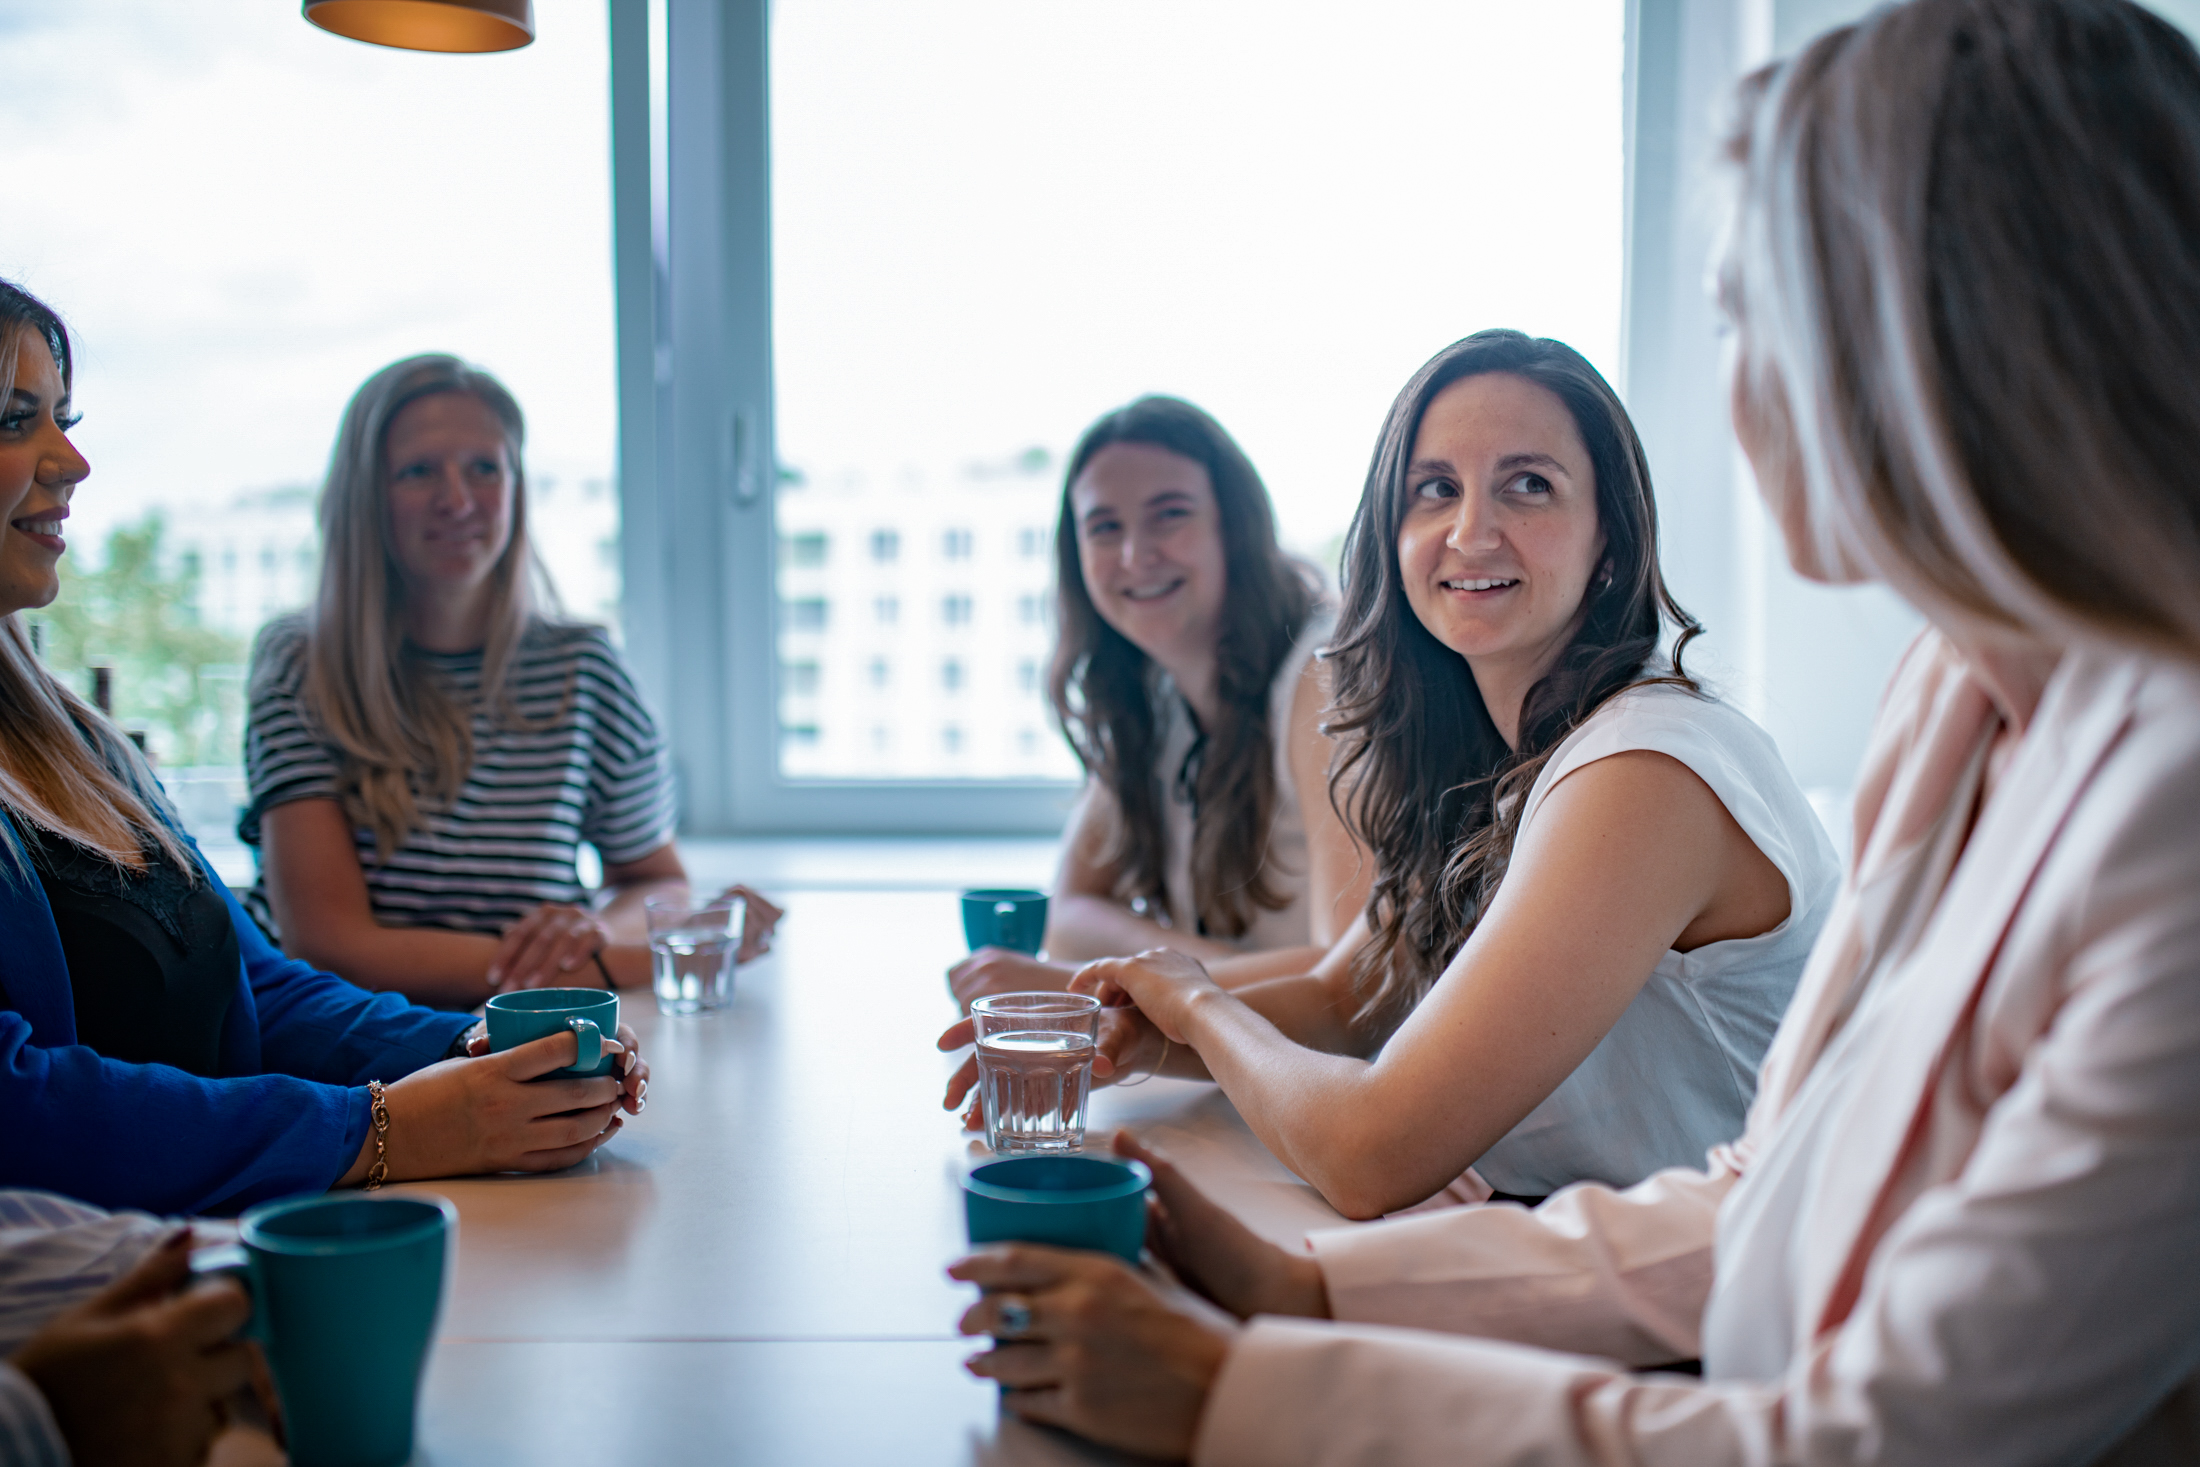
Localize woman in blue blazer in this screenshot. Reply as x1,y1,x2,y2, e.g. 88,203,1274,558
0,278,647,1214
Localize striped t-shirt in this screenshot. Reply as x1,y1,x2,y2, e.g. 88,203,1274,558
239,616,677,943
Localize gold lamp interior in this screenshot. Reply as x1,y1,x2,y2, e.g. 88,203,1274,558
302,0,535,54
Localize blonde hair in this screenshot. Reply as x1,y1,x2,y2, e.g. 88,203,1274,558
0,283,195,879
288,354,560,859
1722,0,2200,656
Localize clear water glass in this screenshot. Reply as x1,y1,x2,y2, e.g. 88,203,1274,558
971,992,1102,1154
646,894,746,1016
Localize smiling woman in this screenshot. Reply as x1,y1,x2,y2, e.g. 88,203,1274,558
0,280,647,1216
0,289,193,879
236,354,781,1009
944,397,1372,1016
1067,332,1841,1219
0,324,81,630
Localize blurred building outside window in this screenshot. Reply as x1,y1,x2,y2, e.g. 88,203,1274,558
769,0,1624,785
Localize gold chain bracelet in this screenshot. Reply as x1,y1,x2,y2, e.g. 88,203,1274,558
365,1079,391,1190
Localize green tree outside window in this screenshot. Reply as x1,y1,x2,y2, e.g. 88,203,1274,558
29,512,248,769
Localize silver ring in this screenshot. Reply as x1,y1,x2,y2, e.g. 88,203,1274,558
995,1297,1033,1339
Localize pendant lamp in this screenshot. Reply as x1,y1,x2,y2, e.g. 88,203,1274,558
303,0,534,53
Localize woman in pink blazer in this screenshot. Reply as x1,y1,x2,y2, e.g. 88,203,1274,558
946,2,2200,1462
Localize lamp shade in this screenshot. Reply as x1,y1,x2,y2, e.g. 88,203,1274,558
303,0,534,53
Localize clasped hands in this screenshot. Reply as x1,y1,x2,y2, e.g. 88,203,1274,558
948,1131,1330,1462
937,947,1224,1128
487,884,785,993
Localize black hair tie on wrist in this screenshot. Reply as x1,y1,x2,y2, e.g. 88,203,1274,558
592,951,616,989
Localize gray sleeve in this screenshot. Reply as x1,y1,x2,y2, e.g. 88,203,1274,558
0,1193,172,1356
0,1365,67,1467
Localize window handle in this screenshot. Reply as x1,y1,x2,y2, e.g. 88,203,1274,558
723,408,762,507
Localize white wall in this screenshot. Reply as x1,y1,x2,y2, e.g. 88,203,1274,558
1626,0,1916,819
1630,0,2200,808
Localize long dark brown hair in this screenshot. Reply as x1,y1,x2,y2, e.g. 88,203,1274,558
1328,330,1700,1030
1047,396,1321,939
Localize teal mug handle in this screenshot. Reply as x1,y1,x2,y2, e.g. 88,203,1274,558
994,901,1018,919
188,1243,263,1342
566,1015,602,1072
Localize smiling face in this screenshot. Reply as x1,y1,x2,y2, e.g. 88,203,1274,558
1396,371,1605,722
382,390,518,601
0,327,89,619
1069,441,1229,671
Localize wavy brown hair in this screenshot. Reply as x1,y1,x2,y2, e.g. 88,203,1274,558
1047,397,1320,939
1329,331,1700,1031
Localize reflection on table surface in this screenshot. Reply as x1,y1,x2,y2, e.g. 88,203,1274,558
385,888,1343,1464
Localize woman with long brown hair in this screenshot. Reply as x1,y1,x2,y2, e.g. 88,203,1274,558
241,354,777,1007
0,280,646,1214
950,4,2200,1460
947,396,1370,1007
1055,331,1839,1218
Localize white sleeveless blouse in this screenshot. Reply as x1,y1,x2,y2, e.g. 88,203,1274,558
1468,682,1841,1197
1150,610,1336,953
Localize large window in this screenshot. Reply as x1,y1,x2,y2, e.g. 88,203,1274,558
10,1,1630,841
2,1,617,872
764,0,1625,784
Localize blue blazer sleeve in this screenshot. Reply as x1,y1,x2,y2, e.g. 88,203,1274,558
0,830,475,1216
1,1010,365,1217
221,883,475,1088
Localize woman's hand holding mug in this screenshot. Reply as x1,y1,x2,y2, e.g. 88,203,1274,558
338,1023,648,1185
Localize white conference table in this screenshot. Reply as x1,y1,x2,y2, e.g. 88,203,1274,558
386,887,1348,1465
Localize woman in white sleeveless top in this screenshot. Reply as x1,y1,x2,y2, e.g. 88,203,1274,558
952,9,2200,1459
1075,332,1838,1217
1465,681,1828,1197
947,398,1370,1009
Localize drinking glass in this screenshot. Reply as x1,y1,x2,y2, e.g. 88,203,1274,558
646,894,746,1016
971,991,1102,1154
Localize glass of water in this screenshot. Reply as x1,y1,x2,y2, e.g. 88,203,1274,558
971,992,1102,1154
645,894,747,1016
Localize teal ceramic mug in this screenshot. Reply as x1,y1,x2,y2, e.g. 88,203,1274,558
961,888,1049,955
962,1154,1152,1263
193,1193,454,1467
484,987,619,1078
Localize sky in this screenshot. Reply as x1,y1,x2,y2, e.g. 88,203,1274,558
771,0,1627,556
0,0,1622,564
0,0,617,548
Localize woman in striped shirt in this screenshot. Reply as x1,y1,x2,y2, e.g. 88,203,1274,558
241,354,778,1008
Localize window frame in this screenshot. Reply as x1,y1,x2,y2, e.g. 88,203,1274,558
615,0,1905,835
611,0,1077,834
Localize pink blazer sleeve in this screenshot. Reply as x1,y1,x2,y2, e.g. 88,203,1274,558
1308,1154,1740,1366
1192,649,2200,1467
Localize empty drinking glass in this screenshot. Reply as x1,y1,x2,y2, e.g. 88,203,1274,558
645,894,747,1016
971,992,1102,1154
